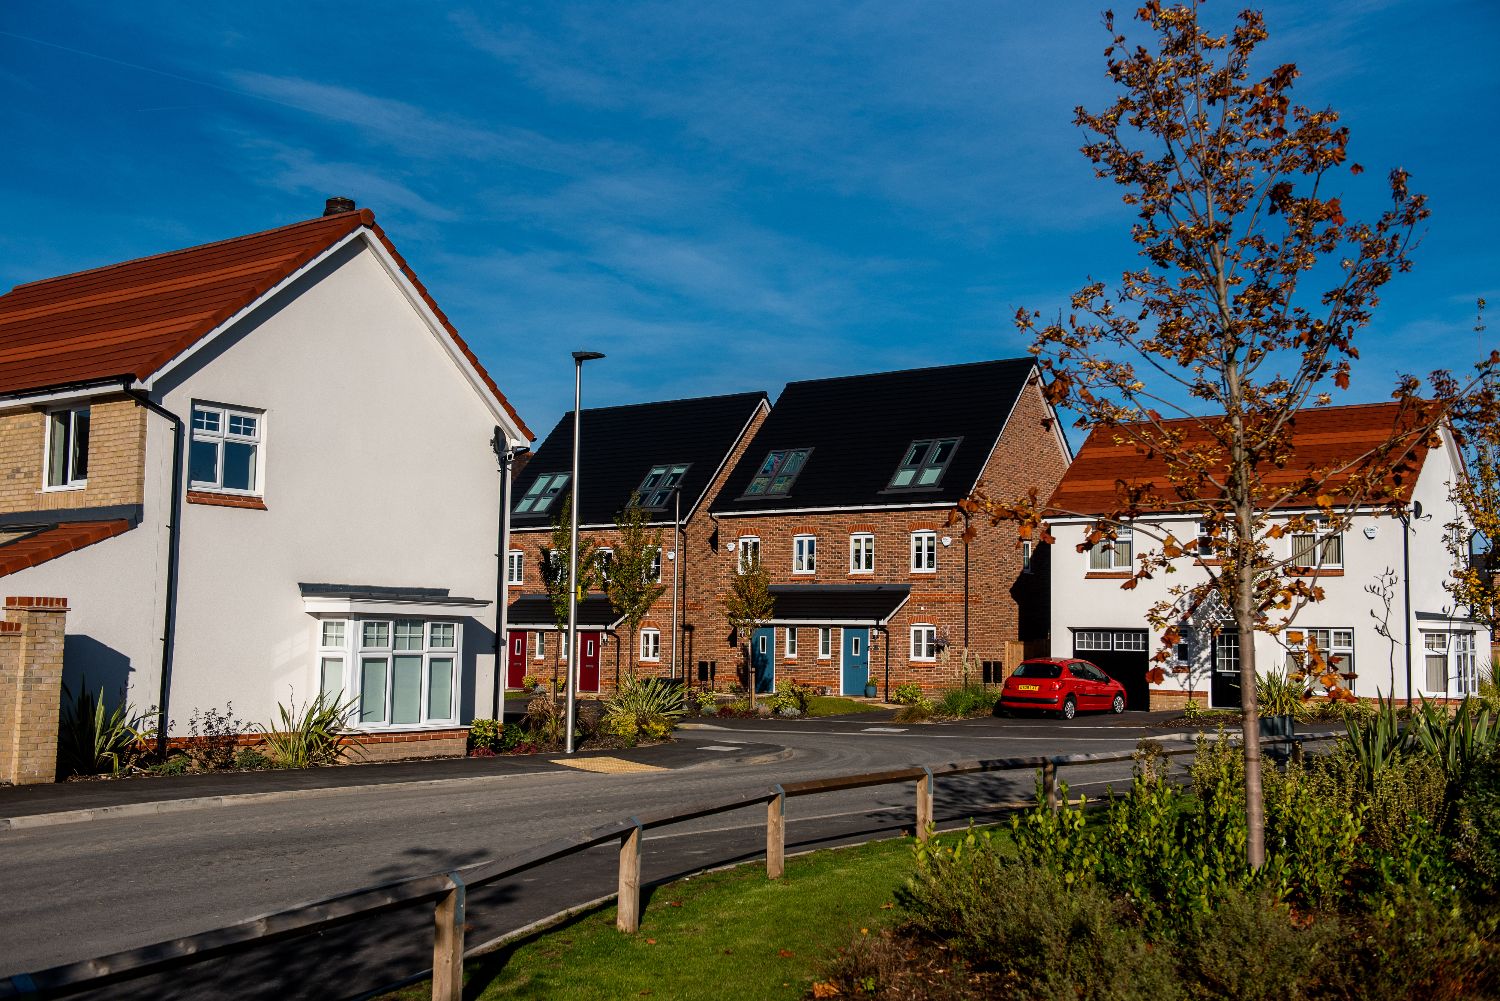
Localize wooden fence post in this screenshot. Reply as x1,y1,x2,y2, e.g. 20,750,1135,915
617,821,643,933
766,787,785,879
1043,759,1058,811
915,767,934,841
431,873,467,1001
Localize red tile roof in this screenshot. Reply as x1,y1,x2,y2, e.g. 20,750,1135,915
1047,402,1433,516
0,210,531,438
0,521,134,577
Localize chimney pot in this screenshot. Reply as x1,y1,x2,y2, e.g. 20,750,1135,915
323,196,357,216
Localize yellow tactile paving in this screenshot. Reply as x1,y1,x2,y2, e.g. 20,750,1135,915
554,756,668,774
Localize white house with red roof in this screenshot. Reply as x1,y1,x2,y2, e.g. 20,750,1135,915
0,198,531,757
1045,403,1489,711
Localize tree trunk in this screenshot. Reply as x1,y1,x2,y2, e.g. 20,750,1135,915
1230,471,1266,870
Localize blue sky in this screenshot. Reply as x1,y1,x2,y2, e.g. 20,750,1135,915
2,1,1496,440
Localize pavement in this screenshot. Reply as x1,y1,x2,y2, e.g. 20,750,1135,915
0,709,1294,1000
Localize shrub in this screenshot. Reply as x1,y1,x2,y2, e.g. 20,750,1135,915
935,683,997,719
257,691,354,769
468,717,504,753
1455,751,1500,895
769,680,811,716
57,683,153,776
1410,696,1498,787
893,698,935,723
689,688,720,715
602,677,685,740
892,683,924,706
150,754,190,776
1256,670,1311,721
185,703,249,771
234,747,274,770
1180,888,1332,1001
523,690,567,745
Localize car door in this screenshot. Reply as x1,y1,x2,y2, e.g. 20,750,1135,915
1067,663,1099,710
1084,662,1118,708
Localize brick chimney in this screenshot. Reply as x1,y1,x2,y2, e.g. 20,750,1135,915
323,196,357,216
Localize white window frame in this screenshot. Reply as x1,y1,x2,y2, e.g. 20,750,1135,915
785,628,798,658
910,531,937,573
1021,540,1034,574
1088,527,1133,571
910,624,937,662
534,632,546,660
850,533,875,574
43,405,90,491
737,536,762,574
596,547,614,584
507,551,524,585
1456,632,1478,695
189,402,264,495
818,627,832,660
317,619,348,699
639,628,661,662
1290,517,1343,570
793,535,817,574
1286,628,1355,680
1195,520,1215,558
648,547,663,583
342,617,461,729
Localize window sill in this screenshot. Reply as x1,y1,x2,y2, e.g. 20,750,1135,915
188,490,267,510
1288,568,1344,577
1085,571,1133,580
41,482,87,493
1195,558,1224,567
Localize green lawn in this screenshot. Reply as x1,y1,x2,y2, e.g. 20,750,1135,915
805,696,883,717
382,836,923,1001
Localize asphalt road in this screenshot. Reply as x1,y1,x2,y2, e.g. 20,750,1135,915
0,713,1170,999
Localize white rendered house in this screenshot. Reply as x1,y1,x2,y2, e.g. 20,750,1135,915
1046,403,1490,710
0,199,532,757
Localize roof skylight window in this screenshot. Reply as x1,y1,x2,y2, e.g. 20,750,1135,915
636,463,690,509
744,448,811,497
888,438,960,490
515,472,570,515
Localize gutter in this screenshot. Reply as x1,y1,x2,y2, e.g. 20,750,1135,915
125,389,186,758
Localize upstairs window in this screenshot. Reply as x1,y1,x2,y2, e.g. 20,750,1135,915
794,535,817,574
911,531,938,572
648,547,663,583
1021,540,1034,574
596,548,614,584
1088,527,1133,570
744,448,811,497
889,438,959,490
515,472,569,515
507,551,524,585
737,537,761,574
190,404,261,494
850,533,874,573
637,463,690,509
45,406,90,489
1290,517,1343,569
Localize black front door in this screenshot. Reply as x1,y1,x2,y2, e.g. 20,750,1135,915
1210,632,1242,709
1071,630,1149,710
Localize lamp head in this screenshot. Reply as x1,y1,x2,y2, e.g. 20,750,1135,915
572,350,606,362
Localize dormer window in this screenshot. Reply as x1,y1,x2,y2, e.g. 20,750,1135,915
515,472,569,515
637,463,690,509
888,438,959,490
45,406,90,489
744,448,811,497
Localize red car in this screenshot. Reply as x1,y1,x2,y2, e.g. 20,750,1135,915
999,658,1127,720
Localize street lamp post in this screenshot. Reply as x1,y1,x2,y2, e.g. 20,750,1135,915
491,433,529,719
565,351,605,754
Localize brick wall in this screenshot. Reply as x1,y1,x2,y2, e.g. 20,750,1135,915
0,596,69,784
0,395,146,514
692,376,1071,696
506,402,771,694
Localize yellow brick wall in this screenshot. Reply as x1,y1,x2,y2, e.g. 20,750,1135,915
0,395,146,514
0,599,69,784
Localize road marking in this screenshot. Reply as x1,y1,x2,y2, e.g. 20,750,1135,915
697,746,740,752
554,757,667,774
678,723,728,731
861,727,907,733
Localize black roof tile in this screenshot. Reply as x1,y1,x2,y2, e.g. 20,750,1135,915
711,358,1036,514
764,584,911,625
506,593,622,629
511,392,767,528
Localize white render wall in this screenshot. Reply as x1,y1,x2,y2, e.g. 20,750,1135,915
1049,428,1490,706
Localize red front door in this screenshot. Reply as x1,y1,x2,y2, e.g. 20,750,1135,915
506,631,528,689
578,632,601,692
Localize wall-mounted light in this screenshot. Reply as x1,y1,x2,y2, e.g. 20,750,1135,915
667,550,677,561
1363,525,1378,540
726,542,737,552
940,536,953,547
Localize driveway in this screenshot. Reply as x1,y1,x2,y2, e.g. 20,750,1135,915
0,713,1176,999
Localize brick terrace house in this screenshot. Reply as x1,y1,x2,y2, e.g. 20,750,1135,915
0,199,531,760
1047,402,1492,710
504,392,768,695
699,358,1071,698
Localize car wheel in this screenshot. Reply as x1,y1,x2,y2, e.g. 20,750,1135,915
1060,696,1077,721
1111,693,1126,714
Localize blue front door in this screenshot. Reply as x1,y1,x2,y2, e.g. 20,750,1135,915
842,628,870,696
751,627,775,694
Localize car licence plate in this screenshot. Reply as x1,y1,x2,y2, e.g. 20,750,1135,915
1019,684,1039,692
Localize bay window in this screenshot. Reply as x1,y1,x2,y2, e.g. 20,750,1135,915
326,617,461,727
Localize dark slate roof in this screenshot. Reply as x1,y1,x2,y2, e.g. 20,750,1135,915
298,583,487,604
764,584,911,625
506,593,623,630
711,358,1037,514
512,391,768,528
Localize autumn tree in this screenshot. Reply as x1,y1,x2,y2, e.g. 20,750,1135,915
965,2,1496,868
537,495,600,693
1444,301,1500,640
606,495,667,685
721,553,775,709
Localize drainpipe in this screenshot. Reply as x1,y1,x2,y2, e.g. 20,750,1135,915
491,433,528,719
126,389,184,758
877,623,891,702
1401,511,1413,708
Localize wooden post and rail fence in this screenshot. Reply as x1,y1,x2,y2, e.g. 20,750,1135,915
0,735,1330,1001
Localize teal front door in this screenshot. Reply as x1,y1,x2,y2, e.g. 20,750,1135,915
751,627,775,694
842,628,870,696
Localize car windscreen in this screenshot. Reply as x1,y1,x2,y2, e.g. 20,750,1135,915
1011,662,1063,679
